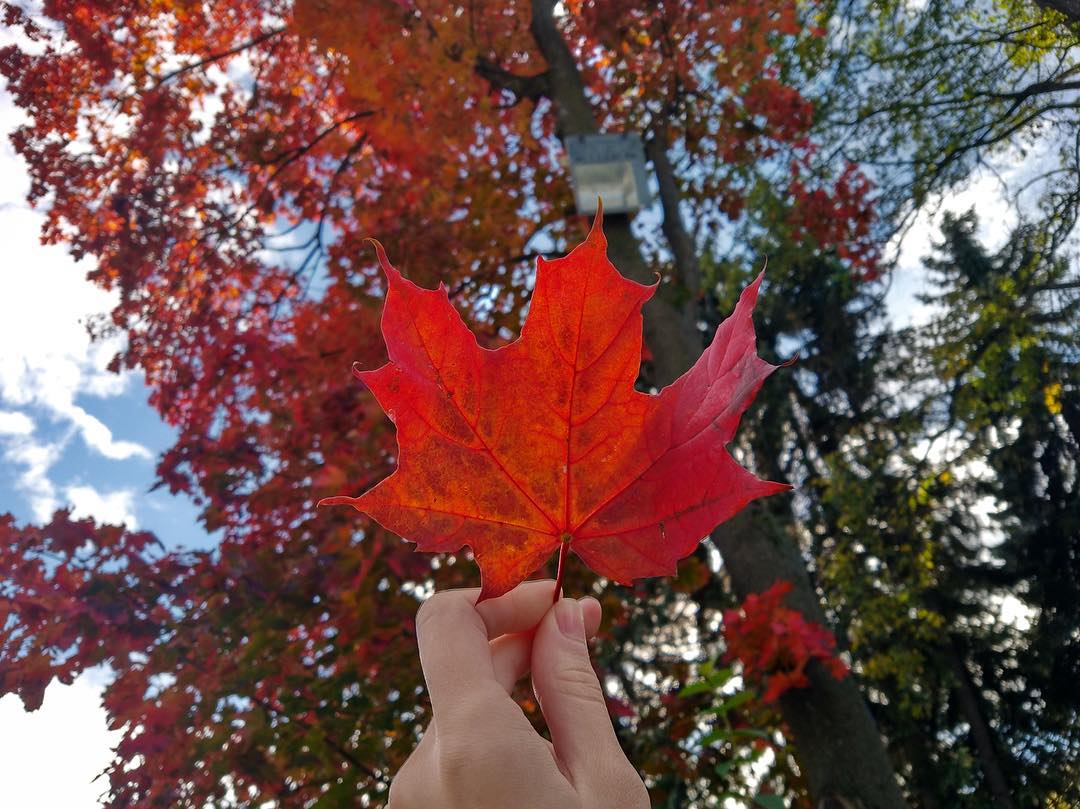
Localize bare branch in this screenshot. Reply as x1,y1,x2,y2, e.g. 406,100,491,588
152,28,287,88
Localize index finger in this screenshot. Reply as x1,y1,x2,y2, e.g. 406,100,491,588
416,580,561,718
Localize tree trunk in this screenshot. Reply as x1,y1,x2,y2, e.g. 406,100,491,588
716,506,909,809
947,638,1016,808
530,2,909,807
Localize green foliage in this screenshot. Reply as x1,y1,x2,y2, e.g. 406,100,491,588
795,210,1080,807
812,0,1080,236
915,211,1080,806
678,660,796,809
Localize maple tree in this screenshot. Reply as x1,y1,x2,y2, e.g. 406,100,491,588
323,214,789,601
0,0,925,807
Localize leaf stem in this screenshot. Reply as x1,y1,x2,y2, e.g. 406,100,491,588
553,539,571,603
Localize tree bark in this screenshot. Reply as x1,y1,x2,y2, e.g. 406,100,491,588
643,132,702,295
947,638,1016,809
529,2,910,807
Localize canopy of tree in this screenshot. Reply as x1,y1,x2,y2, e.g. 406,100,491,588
0,0,1077,807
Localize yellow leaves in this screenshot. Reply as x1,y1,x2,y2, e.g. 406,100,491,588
913,484,929,507
916,543,935,577
1047,786,1080,809
130,46,152,77
915,607,945,630
912,471,944,507
993,0,1072,67
1045,381,1064,415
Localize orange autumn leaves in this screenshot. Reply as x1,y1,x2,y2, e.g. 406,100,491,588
322,212,790,599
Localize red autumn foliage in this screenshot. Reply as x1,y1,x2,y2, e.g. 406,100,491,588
0,512,176,712
723,580,848,703
0,0,880,803
322,211,790,599
786,159,882,281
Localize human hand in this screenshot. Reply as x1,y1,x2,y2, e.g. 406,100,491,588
387,580,650,809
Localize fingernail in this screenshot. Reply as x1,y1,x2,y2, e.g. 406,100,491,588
555,598,584,639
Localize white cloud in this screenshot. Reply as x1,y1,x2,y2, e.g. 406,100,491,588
0,410,33,435
882,130,1073,330
0,668,119,809
1,431,62,521
63,404,153,462
0,202,150,460
886,168,1019,327
66,484,139,529
0,75,152,525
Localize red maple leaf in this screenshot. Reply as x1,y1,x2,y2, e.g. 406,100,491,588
321,210,790,600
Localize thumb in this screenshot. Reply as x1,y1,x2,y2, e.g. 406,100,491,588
531,597,622,783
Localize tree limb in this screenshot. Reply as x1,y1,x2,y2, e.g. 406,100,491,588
528,3,909,807
153,28,287,88
474,57,549,105
644,131,702,296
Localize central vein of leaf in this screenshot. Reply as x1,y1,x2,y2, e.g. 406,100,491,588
562,253,594,537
